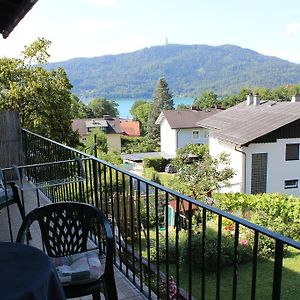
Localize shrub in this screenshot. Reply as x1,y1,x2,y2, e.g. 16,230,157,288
143,157,170,172
150,226,252,272
121,136,159,153
143,167,161,184
214,192,300,257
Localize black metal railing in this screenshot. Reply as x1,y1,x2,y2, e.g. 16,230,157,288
1,128,300,299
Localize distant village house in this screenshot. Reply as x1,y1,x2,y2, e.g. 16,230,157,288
72,116,122,152
155,108,222,158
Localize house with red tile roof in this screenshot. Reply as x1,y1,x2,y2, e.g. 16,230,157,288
120,119,141,137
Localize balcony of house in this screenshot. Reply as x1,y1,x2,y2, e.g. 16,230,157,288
1,128,300,300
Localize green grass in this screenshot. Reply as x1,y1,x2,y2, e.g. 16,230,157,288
162,248,300,300
135,228,300,300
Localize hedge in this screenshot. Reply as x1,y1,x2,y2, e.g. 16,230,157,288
143,157,170,172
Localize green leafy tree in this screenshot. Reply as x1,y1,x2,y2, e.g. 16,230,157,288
84,128,122,165
84,128,107,154
130,100,151,135
87,98,119,118
175,144,209,161
220,88,252,108
253,87,272,100
176,103,190,110
147,77,174,141
193,90,218,110
174,150,235,198
70,94,87,118
0,38,79,146
121,136,159,153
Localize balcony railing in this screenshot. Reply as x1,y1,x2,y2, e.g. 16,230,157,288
2,128,300,300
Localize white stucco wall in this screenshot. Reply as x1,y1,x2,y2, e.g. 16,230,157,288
210,137,300,196
244,138,300,196
160,118,177,157
177,128,209,149
160,118,210,158
209,137,244,193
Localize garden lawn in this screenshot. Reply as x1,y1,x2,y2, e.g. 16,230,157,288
166,247,300,300
137,228,300,300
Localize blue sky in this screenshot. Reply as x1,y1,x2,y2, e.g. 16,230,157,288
1,0,300,63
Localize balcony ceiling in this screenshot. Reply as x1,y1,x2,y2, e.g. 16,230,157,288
0,0,38,39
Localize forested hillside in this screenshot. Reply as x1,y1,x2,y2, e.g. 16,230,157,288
47,44,300,100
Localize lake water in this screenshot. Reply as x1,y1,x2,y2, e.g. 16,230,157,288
116,97,194,118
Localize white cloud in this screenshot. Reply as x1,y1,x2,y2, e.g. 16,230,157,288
283,21,300,37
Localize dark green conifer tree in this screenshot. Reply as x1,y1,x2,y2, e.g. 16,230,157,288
147,77,174,141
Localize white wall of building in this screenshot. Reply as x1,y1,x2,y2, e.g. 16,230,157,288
160,117,210,158
160,118,177,157
209,137,244,193
244,138,300,196
210,136,300,196
177,128,209,149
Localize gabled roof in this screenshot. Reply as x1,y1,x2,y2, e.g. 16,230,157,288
120,119,141,136
0,0,38,38
72,117,122,136
155,109,222,129
197,100,300,146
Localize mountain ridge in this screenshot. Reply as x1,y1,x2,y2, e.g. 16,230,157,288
47,44,300,101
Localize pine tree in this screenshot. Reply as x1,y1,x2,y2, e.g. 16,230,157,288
147,77,174,141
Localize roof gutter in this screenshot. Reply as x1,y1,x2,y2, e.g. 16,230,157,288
234,146,246,193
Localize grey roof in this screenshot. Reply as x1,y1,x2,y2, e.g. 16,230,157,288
72,117,122,136
122,152,162,162
85,119,108,128
155,109,222,129
197,100,300,146
0,0,38,38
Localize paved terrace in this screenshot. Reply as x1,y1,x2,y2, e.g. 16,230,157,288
0,181,146,300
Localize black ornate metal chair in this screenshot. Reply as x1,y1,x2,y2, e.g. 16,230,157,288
16,202,118,300
0,169,25,221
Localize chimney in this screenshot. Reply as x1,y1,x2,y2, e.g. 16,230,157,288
291,94,300,102
253,94,260,106
246,93,253,105
103,115,111,120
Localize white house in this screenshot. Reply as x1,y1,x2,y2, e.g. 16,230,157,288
198,94,300,196
155,109,222,158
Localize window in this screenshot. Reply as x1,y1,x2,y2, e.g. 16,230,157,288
286,144,299,160
192,130,199,139
204,131,209,138
284,179,298,189
251,153,268,194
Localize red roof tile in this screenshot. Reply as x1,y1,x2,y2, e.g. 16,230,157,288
120,120,141,136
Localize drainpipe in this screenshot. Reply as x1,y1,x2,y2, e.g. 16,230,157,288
234,146,246,193
176,129,181,152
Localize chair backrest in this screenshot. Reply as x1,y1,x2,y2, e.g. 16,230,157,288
16,202,113,257
0,169,5,189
